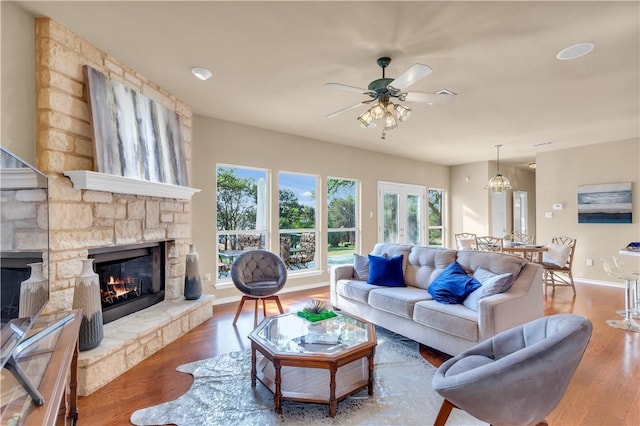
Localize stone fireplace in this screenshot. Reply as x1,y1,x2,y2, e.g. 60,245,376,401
34,18,213,395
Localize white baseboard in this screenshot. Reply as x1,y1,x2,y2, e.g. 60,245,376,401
575,278,624,288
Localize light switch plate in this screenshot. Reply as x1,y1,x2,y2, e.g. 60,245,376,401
545,211,553,219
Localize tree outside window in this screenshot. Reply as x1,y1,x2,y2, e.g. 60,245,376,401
327,178,357,267
216,166,268,280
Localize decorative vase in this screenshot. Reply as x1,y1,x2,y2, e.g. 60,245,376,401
19,262,48,318
184,244,202,300
73,258,104,351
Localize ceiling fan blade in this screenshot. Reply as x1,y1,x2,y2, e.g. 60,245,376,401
327,101,370,118
388,63,433,91
324,83,373,95
403,90,456,105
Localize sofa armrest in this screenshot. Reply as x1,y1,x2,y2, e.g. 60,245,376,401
477,263,544,340
330,265,355,308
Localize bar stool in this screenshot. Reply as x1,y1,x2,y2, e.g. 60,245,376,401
613,256,640,318
601,257,640,332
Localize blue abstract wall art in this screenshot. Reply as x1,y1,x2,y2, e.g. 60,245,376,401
577,182,632,224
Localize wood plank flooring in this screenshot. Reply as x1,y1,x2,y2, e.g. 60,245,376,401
78,284,640,425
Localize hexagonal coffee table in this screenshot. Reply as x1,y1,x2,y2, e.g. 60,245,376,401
248,312,377,417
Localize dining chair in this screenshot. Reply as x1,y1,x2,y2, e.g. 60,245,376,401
290,232,316,268
476,236,503,253
542,236,577,295
511,233,534,245
454,233,477,251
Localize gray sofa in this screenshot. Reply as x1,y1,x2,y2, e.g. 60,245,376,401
330,243,544,356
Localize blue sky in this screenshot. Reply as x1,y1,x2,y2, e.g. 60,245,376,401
218,166,316,206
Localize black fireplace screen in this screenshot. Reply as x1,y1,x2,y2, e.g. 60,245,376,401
89,242,165,324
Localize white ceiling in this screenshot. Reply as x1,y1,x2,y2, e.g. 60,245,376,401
16,1,640,166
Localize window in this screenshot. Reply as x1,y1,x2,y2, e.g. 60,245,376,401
428,188,445,247
327,178,357,267
216,165,268,280
279,172,318,271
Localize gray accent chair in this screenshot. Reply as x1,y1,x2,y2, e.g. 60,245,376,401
432,313,592,426
231,250,287,327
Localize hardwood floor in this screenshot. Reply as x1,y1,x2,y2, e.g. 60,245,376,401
78,284,639,425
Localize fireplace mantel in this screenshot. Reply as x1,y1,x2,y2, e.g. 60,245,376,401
63,170,200,200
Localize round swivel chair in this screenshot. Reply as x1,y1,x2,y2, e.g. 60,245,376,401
432,313,592,426
231,249,287,328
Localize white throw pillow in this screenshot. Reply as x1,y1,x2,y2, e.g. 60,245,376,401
543,243,571,267
457,238,476,251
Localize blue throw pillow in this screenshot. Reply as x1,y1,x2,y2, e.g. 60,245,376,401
367,254,405,287
427,261,482,304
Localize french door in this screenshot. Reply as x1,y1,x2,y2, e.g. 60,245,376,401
378,182,426,245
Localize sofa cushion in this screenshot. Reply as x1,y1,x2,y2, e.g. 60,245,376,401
336,279,382,304
456,250,527,278
427,261,482,304
463,268,514,311
405,247,458,289
368,287,432,319
367,254,406,287
353,253,369,280
413,300,479,341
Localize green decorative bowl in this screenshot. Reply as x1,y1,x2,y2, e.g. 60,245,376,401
297,310,337,323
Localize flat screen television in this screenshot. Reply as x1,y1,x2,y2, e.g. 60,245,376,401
0,146,63,405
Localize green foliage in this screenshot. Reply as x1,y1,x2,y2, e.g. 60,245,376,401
278,188,315,229
216,168,256,231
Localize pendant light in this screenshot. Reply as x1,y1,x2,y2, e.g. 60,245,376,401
486,144,512,192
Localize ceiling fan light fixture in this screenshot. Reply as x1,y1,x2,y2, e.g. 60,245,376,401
384,111,397,130
394,103,412,122
357,109,374,127
370,103,386,120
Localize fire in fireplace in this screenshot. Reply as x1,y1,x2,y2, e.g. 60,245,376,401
89,241,167,324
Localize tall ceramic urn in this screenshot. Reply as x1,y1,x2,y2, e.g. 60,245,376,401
19,262,48,318
73,258,104,351
184,244,202,300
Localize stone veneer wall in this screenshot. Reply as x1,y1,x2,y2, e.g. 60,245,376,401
33,18,212,395
34,17,193,309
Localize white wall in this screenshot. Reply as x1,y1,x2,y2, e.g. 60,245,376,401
1,1,36,163
536,138,640,284
191,115,449,301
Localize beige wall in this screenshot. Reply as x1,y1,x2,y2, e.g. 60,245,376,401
536,138,640,285
450,162,491,245
449,161,536,248
1,1,36,163
191,115,449,302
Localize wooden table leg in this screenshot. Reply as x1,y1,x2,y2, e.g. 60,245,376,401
274,361,282,414
329,363,337,417
251,346,257,387
367,348,375,395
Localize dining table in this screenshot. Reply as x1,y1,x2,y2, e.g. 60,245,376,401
503,244,548,263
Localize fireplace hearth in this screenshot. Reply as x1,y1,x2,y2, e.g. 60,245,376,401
89,242,167,324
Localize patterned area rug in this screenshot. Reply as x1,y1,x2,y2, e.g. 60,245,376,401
130,328,485,425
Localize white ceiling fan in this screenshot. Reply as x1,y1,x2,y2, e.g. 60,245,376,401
325,57,455,137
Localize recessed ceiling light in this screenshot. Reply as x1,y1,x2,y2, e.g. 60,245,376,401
191,67,213,81
556,43,594,60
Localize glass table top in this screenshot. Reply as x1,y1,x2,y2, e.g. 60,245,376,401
251,313,373,355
